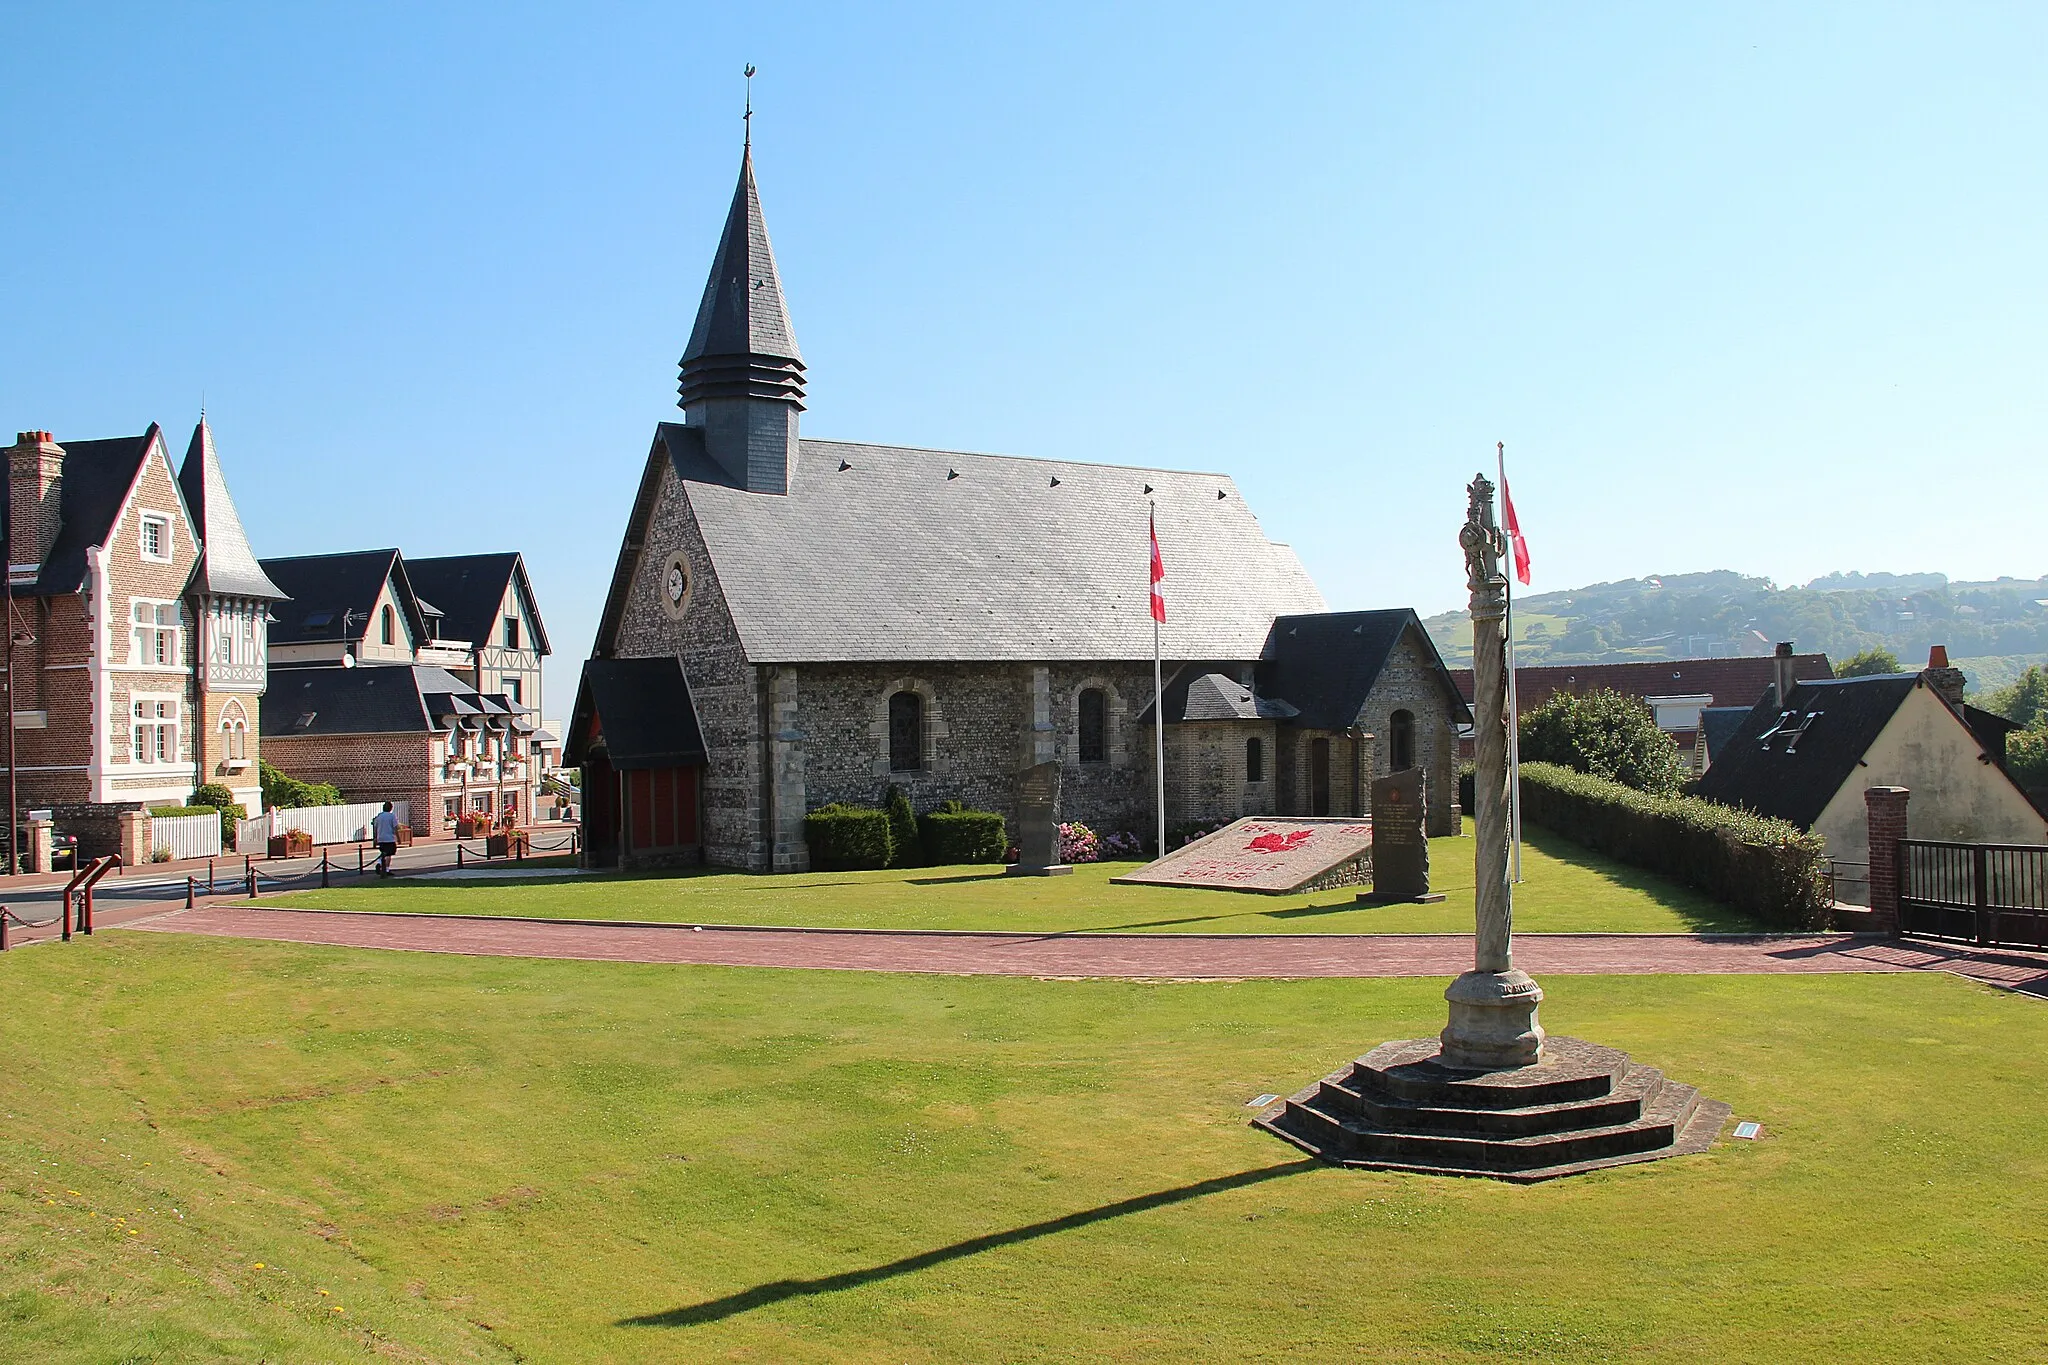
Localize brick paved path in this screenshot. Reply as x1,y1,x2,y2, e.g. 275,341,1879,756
119,906,2048,995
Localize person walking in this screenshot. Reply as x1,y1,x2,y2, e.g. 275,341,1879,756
371,802,401,878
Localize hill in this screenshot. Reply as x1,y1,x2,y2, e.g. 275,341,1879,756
1420,571,2048,693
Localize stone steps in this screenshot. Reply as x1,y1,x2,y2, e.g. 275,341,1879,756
1254,1035,1729,1182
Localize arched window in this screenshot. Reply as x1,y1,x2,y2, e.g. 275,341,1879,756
1078,688,1107,764
380,604,396,646
888,690,923,772
220,700,249,761
1390,709,1415,771
1245,736,1264,783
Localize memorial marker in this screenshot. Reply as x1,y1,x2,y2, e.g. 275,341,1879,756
1357,768,1444,904
1005,760,1072,876
1112,817,1374,895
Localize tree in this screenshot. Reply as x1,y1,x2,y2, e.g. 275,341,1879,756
1974,666,2048,730
260,760,342,810
1517,688,1684,797
882,783,922,867
1834,647,1902,678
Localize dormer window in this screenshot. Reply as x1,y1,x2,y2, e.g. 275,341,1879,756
139,514,172,563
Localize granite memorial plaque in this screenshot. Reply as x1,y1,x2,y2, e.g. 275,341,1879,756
1005,760,1072,876
1358,767,1443,903
1111,817,1375,894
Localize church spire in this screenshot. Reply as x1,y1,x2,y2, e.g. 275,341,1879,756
678,123,807,493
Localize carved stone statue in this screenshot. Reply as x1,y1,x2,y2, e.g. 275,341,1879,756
1440,474,1545,1069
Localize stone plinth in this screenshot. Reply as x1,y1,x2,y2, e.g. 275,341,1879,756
1254,1036,1730,1182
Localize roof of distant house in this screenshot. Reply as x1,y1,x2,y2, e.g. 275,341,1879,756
178,419,287,600
565,657,708,770
260,664,485,738
1699,706,1752,764
259,549,429,646
1448,653,1835,713
23,428,160,596
406,552,551,654
593,423,1326,664
1691,674,1921,827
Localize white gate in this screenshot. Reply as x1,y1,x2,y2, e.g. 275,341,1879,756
236,801,411,851
151,812,223,860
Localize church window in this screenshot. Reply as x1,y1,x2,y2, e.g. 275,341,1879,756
1078,689,1107,764
1246,737,1264,783
380,605,396,646
888,691,923,772
1390,710,1415,771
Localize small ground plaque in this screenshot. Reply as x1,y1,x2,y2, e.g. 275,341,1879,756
1111,817,1374,895
1733,1121,1763,1140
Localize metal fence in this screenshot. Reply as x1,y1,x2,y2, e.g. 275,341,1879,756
149,812,223,860
1899,839,2048,949
236,801,412,851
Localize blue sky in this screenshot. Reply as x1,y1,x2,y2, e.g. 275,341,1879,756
4,3,2044,713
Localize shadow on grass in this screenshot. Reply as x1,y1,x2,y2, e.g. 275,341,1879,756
906,872,1010,886
617,1158,1319,1329
1517,823,1756,933
1261,900,1363,921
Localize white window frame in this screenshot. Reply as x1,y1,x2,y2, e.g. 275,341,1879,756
131,693,180,765
130,598,182,667
138,512,174,563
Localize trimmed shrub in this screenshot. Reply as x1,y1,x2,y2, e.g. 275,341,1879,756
148,805,214,819
804,804,893,871
1517,761,1829,929
192,783,237,809
883,784,922,867
1519,688,1685,796
919,807,1007,864
1457,762,1475,816
260,761,342,811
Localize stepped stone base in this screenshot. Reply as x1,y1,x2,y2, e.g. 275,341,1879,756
1253,1035,1729,1183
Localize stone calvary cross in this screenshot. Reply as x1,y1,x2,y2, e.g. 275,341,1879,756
1248,473,1729,1180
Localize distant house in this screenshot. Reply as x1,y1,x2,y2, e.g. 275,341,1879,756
257,548,550,830
261,665,530,835
2,422,284,855
1692,649,2047,877
1451,646,1835,771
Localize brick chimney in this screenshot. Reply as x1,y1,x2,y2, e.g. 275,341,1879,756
1923,644,1966,709
7,430,65,569
1773,641,1798,710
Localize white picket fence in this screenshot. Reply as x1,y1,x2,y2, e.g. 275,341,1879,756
235,801,411,851
150,812,224,860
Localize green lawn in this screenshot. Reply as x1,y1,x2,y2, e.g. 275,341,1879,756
3,933,2045,1362
275,822,1760,935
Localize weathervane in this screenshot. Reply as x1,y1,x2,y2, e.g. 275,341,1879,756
744,63,756,147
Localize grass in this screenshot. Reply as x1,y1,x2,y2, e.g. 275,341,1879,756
273,821,1761,935
2,932,2045,1362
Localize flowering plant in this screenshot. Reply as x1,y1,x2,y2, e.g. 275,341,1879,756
1057,821,1100,863
1097,830,1145,860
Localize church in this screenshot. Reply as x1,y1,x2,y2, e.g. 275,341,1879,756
570,141,1469,872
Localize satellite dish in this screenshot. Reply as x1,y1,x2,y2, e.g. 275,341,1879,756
342,653,357,669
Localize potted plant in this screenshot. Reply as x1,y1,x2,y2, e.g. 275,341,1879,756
268,829,313,858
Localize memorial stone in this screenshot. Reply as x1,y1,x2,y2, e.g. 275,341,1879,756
1005,760,1072,876
1358,768,1443,904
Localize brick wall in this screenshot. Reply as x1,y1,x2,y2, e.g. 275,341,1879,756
263,733,441,835
1865,786,1909,936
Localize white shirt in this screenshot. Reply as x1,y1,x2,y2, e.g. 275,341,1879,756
371,811,400,844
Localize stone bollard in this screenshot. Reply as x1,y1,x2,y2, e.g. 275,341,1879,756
28,819,54,875
1865,787,1910,937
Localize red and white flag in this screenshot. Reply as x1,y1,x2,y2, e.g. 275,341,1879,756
1503,480,1532,586
1149,510,1167,623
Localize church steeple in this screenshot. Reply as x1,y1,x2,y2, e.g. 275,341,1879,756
678,144,807,493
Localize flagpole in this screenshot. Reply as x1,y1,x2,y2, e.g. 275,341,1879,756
1151,500,1166,858
1498,442,1523,884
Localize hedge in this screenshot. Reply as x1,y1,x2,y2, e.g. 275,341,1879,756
804,804,894,871
919,808,1007,864
1516,761,1830,929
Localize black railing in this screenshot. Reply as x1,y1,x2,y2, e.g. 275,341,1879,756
1899,839,2048,949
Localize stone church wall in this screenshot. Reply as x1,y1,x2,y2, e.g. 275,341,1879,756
1356,629,1462,836
611,469,765,870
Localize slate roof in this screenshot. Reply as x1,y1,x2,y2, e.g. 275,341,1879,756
178,420,287,600
678,146,805,410
25,428,160,596
1691,674,1921,828
1449,654,1834,712
260,664,482,738
260,549,429,646
1136,611,1469,730
1699,706,1751,764
565,657,708,770
598,423,1326,664
406,552,552,654
1262,610,1472,732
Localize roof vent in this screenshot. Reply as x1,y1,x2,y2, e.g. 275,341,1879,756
946,468,959,480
